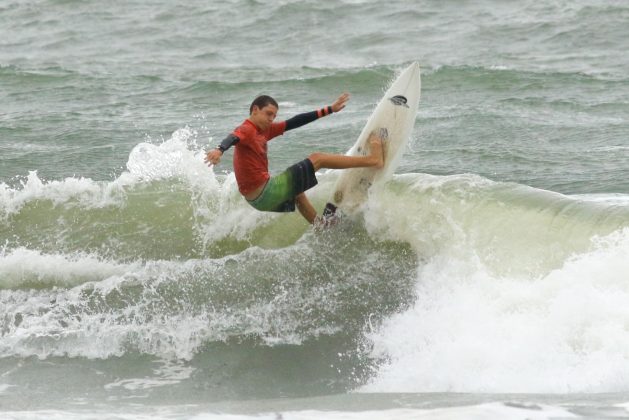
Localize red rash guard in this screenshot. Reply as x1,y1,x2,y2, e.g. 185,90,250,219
232,119,287,195
217,106,334,195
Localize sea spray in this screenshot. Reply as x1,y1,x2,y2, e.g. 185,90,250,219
362,222,629,393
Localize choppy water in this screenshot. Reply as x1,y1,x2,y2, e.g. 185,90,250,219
2,0,629,418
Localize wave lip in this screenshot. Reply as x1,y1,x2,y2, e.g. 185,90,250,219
0,247,133,289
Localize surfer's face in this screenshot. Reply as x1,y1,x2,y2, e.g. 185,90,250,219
250,104,278,131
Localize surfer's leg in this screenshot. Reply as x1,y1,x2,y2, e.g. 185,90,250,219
308,132,384,171
295,193,317,223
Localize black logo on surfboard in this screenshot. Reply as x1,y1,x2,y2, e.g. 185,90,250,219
389,95,408,107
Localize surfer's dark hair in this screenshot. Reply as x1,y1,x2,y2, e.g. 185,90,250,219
250,95,279,114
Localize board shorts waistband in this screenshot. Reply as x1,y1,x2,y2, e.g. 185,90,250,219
247,158,318,213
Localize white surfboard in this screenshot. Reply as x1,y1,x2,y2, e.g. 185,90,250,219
328,62,421,215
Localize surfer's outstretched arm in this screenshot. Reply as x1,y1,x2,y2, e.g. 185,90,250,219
284,93,349,131
204,94,349,166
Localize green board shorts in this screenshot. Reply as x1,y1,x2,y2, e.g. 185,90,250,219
247,158,318,213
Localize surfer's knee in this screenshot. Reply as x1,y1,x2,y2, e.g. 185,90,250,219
307,153,324,171
295,192,306,203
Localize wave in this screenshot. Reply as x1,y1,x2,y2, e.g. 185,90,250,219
0,64,79,83
0,247,133,289
362,228,629,394
365,173,629,276
0,231,417,360
355,173,629,394
2,131,629,394
153,64,629,104
0,402,579,420
3,128,627,263
358,176,629,393
0,132,417,358
424,64,629,102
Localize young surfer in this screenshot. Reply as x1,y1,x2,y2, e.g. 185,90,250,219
204,93,384,226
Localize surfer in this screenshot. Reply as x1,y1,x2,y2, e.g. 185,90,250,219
205,93,384,226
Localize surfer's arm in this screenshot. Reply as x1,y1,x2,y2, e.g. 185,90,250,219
284,93,350,131
216,133,240,152
205,134,240,165
284,107,333,131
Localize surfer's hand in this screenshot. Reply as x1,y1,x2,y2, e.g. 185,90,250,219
205,149,222,166
331,93,350,113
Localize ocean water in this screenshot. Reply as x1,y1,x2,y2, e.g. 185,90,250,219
2,0,629,418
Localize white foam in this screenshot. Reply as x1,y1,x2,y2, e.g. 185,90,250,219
362,228,629,393
0,171,127,219
125,127,217,188
0,252,340,360
572,193,629,205
195,171,279,243
0,247,133,288
0,127,272,244
0,383,14,395
188,403,576,420
124,127,278,242
0,127,218,219
0,287,211,360
7,404,572,420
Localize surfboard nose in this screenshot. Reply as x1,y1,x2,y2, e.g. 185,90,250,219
409,61,420,77
407,61,421,99
398,61,421,84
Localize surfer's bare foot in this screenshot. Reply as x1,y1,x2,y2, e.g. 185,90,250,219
368,130,385,169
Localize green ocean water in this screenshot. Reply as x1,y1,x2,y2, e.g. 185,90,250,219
2,0,629,419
